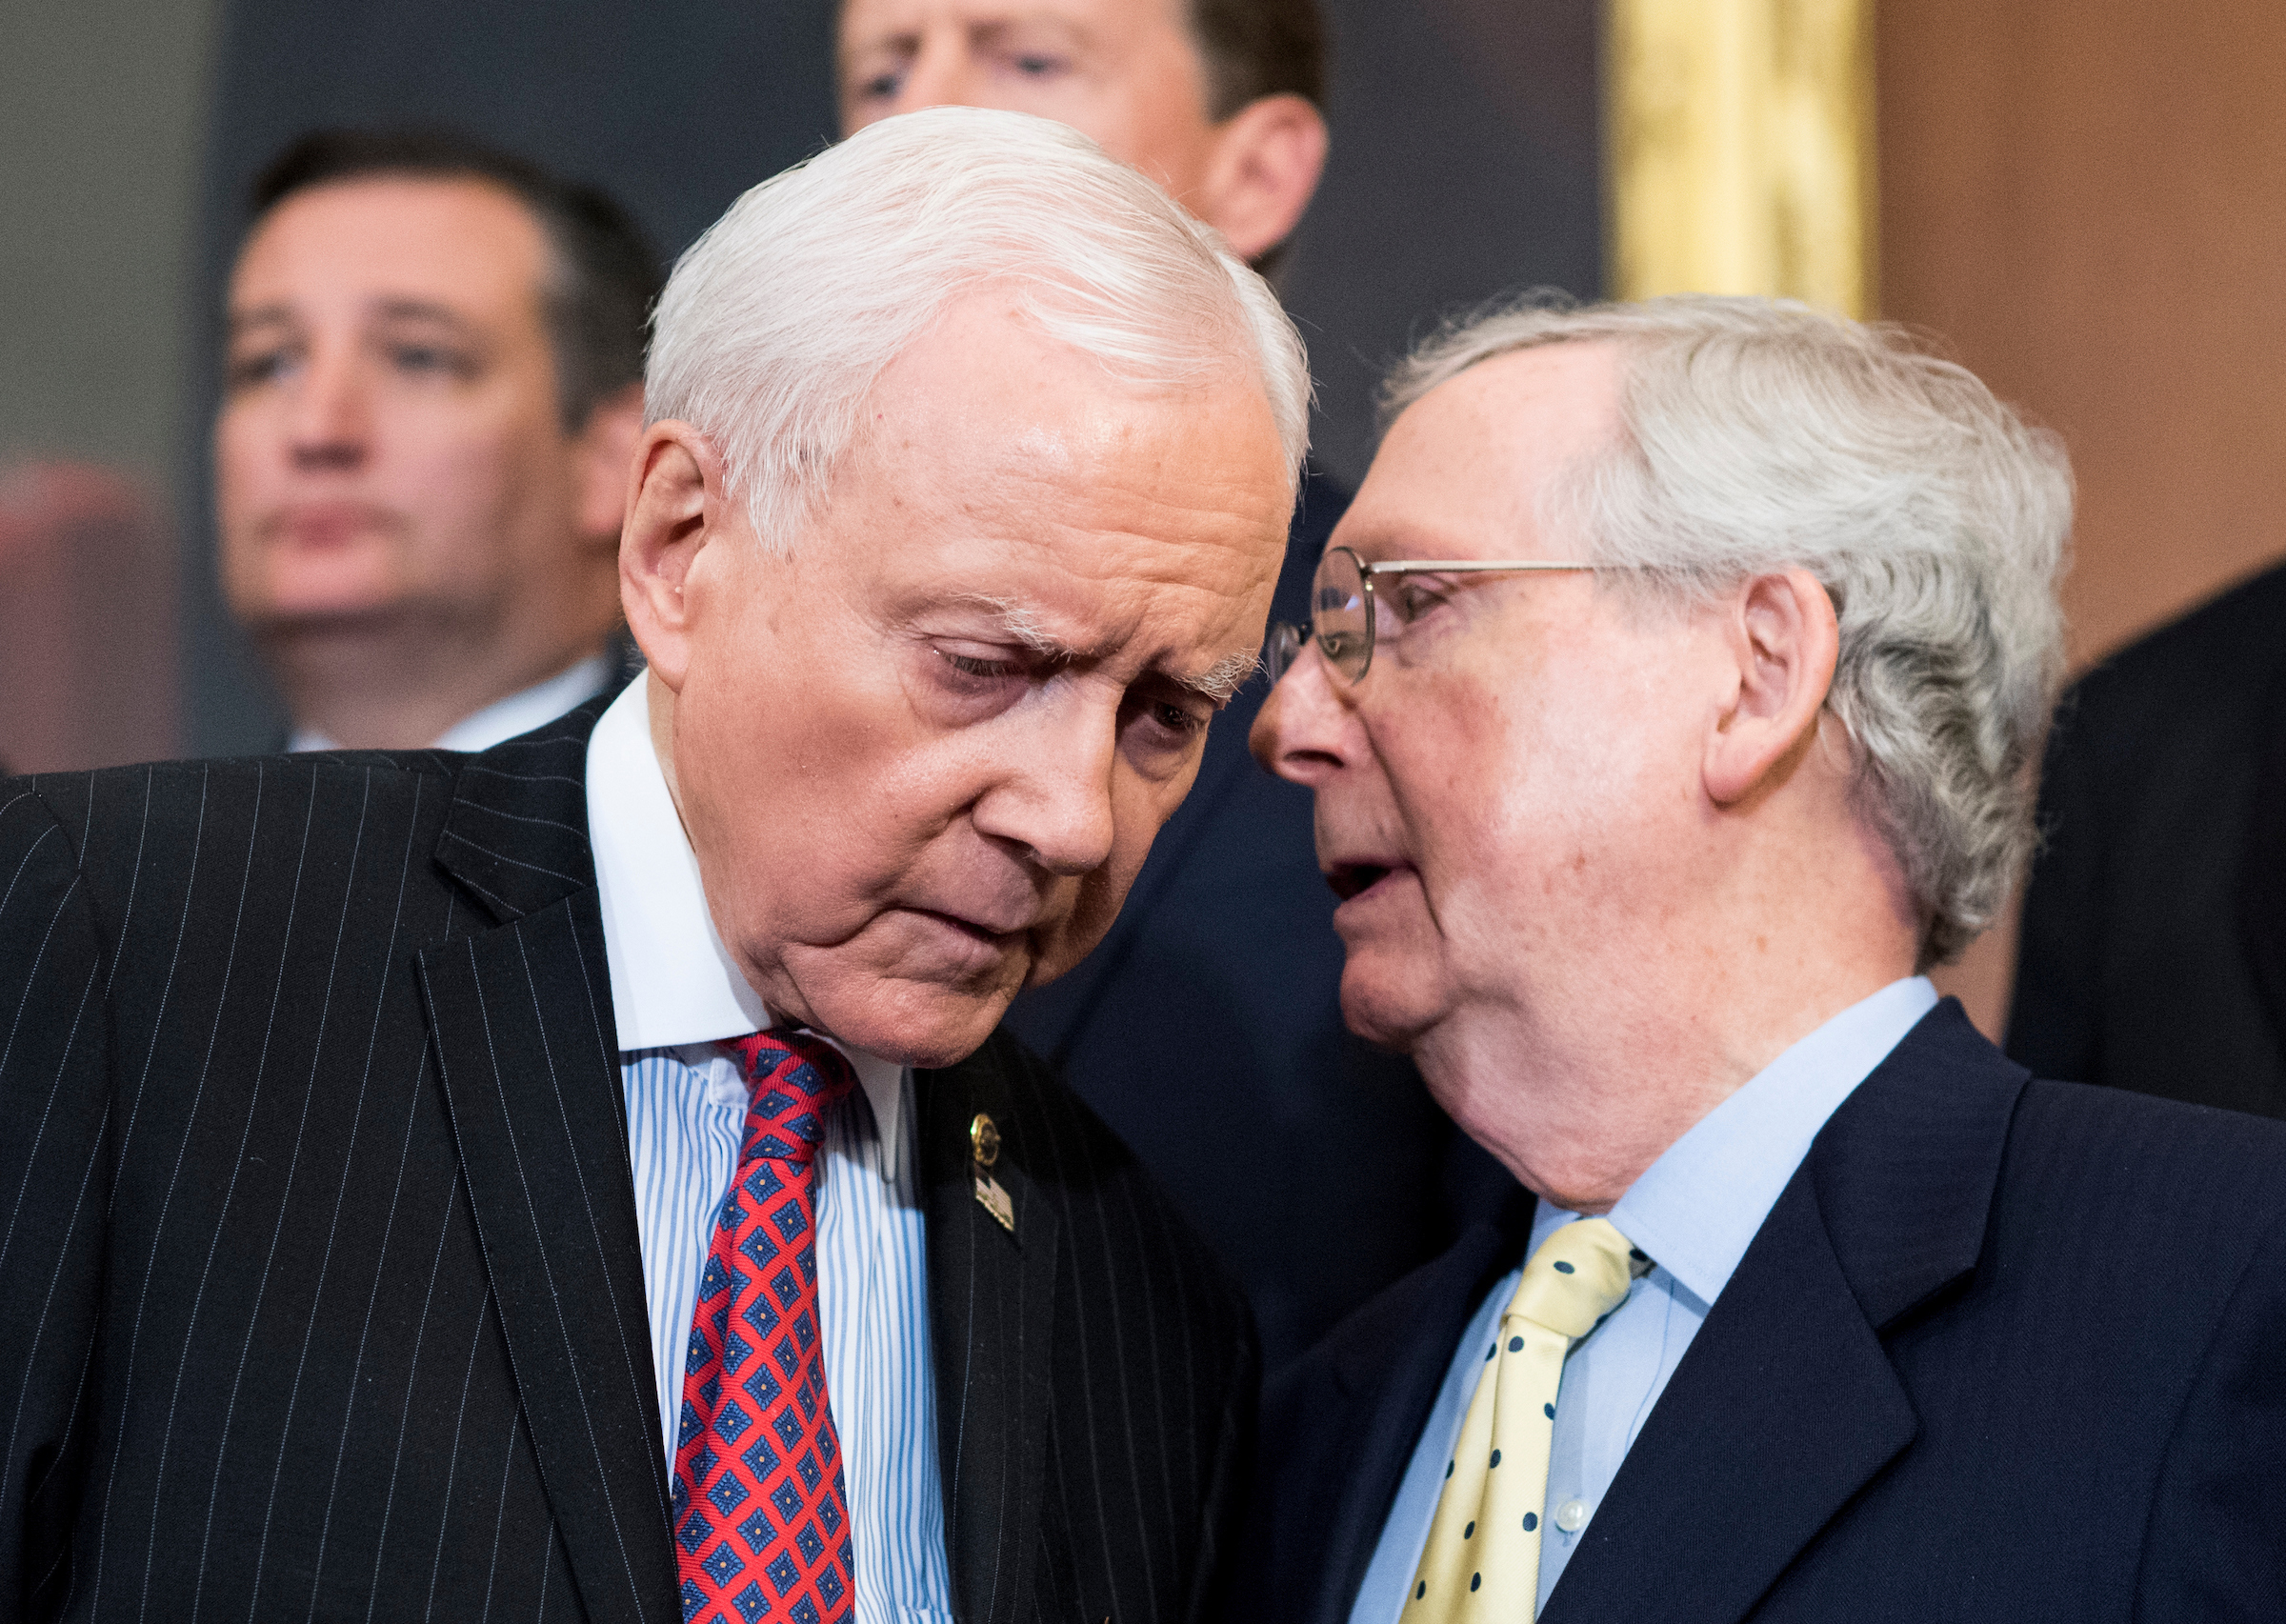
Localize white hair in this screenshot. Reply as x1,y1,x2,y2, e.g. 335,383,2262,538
1387,293,2074,968
646,106,1312,551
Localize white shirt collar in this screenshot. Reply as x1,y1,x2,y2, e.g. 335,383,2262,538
289,650,614,754
1559,975,1941,1308
584,676,906,1164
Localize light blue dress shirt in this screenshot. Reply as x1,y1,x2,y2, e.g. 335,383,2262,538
589,678,954,1624
1350,975,1940,1623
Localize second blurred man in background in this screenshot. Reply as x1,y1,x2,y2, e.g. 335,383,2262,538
217,130,658,752
840,0,1490,1361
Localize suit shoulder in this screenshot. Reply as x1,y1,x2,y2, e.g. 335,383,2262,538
2008,1077,2286,1226
4,754,457,927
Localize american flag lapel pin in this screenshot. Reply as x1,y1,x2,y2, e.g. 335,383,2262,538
969,1113,1015,1233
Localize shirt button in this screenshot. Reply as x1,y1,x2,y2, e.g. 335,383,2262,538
1554,1498,1591,1534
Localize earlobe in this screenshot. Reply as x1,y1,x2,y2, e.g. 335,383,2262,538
619,421,723,691
1198,94,1330,264
1702,569,1840,807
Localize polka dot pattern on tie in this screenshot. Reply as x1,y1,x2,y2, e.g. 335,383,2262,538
1401,1217,1651,1624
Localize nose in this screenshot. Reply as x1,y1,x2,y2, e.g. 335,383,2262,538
1251,644,1358,787
892,29,978,114
972,694,1119,878
286,342,371,472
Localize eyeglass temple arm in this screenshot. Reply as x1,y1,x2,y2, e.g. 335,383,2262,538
1359,559,1600,576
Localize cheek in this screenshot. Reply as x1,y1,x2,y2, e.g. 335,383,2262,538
391,409,561,570
682,634,961,929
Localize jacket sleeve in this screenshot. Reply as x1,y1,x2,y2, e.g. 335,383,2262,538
2007,690,2107,1084
0,784,115,1618
2135,1201,2286,1616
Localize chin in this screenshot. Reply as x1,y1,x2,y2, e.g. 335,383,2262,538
807,978,1014,1070
1336,959,1444,1055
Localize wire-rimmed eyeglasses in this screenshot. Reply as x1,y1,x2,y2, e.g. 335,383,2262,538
1264,545,1601,686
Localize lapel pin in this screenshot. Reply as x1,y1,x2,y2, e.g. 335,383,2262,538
969,1113,1014,1234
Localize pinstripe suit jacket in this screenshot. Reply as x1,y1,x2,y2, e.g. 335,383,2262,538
0,702,1255,1624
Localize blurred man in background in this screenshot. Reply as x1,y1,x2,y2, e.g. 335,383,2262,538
839,0,1492,1364
217,129,658,752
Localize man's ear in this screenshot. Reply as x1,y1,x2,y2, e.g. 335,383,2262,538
620,420,729,692
573,382,647,550
1193,93,1329,263
1703,569,1841,807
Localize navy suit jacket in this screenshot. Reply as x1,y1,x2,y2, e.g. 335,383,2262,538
1247,1001,2286,1623
2010,558,2286,1114
1006,467,1495,1363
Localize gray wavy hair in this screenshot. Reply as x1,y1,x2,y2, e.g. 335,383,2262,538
1386,293,2073,967
647,105,1312,553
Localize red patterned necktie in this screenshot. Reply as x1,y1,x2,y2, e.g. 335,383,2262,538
672,1030,858,1624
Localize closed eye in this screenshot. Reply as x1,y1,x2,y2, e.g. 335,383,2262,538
938,650,1027,681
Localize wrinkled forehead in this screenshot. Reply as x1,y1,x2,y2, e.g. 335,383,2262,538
1347,343,1626,561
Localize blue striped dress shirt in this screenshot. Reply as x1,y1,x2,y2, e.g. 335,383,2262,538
588,677,955,1624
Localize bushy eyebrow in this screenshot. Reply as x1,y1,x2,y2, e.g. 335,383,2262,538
943,592,1257,706
1185,650,1259,705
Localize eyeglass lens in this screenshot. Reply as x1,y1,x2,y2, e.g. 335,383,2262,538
1312,547,1373,682
1265,622,1304,686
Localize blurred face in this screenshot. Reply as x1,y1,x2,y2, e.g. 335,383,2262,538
1251,342,1719,1052
638,301,1291,1065
217,177,586,646
838,0,1219,200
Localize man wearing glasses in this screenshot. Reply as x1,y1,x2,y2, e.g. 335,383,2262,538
1243,295,2286,1621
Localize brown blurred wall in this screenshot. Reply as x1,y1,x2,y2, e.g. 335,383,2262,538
1879,0,2286,1034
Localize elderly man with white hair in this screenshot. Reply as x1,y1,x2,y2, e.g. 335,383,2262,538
1242,296,2286,1623
0,108,1304,1624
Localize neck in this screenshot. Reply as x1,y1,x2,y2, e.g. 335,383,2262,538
270,610,612,749
1417,835,1920,1216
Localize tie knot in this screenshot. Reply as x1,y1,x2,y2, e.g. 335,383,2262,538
729,1030,858,1165
1508,1216,1645,1341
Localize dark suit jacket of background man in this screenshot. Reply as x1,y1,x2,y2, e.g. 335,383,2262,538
1245,1003,2286,1623
0,699,1253,1624
1008,467,1496,1366
2010,557,2286,1115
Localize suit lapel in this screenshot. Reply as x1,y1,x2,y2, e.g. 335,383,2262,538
2236,673,2286,1057
418,704,678,1624
1544,1003,2026,1624
916,1034,1061,1624
1299,1194,1535,1624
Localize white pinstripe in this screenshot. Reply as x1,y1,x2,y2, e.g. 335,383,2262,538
82,763,258,1623
303,778,430,1618
624,1046,953,1624
362,1166,469,1624
179,766,329,1624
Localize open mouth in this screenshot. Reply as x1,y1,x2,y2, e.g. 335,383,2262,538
1326,863,1394,902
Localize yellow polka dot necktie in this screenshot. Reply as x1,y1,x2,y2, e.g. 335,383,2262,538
1403,1217,1650,1623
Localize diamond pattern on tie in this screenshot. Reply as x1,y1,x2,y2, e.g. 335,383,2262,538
672,1031,858,1624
